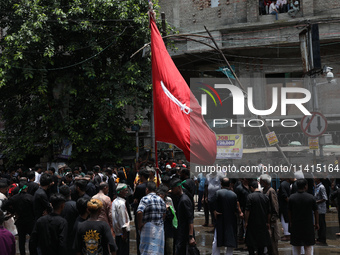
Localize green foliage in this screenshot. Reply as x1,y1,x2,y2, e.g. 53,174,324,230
0,0,162,166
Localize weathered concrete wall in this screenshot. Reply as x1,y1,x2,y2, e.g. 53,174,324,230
159,0,248,32
313,0,340,15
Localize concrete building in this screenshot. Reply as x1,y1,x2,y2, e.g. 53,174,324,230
159,0,340,154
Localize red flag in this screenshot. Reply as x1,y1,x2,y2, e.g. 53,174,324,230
151,18,217,165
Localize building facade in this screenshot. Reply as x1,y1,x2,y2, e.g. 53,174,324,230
159,0,340,151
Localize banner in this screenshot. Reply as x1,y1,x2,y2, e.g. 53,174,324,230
266,131,279,146
216,134,243,159
308,137,319,150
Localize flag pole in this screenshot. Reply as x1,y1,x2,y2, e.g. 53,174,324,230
149,1,160,186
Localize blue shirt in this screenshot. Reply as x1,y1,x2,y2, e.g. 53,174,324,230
137,192,166,225
197,173,206,191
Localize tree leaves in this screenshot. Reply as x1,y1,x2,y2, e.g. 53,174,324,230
0,0,161,167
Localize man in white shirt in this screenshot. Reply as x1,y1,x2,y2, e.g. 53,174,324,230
112,183,130,255
269,0,279,20
288,1,300,17
34,164,43,184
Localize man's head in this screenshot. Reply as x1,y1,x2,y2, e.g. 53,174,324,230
105,167,113,176
48,167,56,175
249,180,259,192
179,168,190,181
58,164,66,174
76,197,90,216
59,185,71,199
99,182,109,195
87,199,103,216
50,193,66,213
40,173,53,187
65,172,73,183
116,183,129,198
260,174,272,188
221,177,230,188
93,165,101,174
35,164,43,174
139,169,150,182
27,171,35,182
314,177,321,184
296,178,307,191
161,175,171,188
87,171,94,179
0,180,9,195
18,181,28,193
156,184,168,201
75,180,88,194
170,178,183,196
146,181,156,194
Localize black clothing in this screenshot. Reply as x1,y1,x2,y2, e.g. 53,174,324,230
304,173,315,195
214,189,238,248
61,200,78,254
278,180,290,222
29,213,68,255
182,178,195,200
3,192,34,255
288,191,317,246
133,182,147,213
175,192,194,255
164,205,175,239
71,216,87,251
50,174,59,194
234,183,251,212
86,181,97,197
317,214,327,243
74,220,117,255
108,176,116,201
27,181,39,196
183,178,196,215
116,233,130,255
245,191,271,248
133,182,147,255
94,174,102,192
3,192,34,225
33,187,52,220
330,188,340,231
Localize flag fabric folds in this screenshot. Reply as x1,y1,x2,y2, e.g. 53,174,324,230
150,17,217,165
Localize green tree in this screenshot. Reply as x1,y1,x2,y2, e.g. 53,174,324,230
0,0,160,166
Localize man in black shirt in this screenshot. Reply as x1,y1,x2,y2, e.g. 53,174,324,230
60,185,78,255
245,180,271,255
180,168,195,205
27,171,39,196
288,178,319,255
74,179,91,202
2,182,34,255
33,173,53,220
74,198,117,255
330,185,340,236
171,178,196,255
105,167,117,201
30,193,68,255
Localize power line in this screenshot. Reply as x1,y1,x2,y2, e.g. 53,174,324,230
12,27,127,71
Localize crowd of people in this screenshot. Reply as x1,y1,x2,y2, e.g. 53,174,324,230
259,0,300,20
0,157,339,255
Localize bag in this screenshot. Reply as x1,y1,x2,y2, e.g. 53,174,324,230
188,245,200,255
